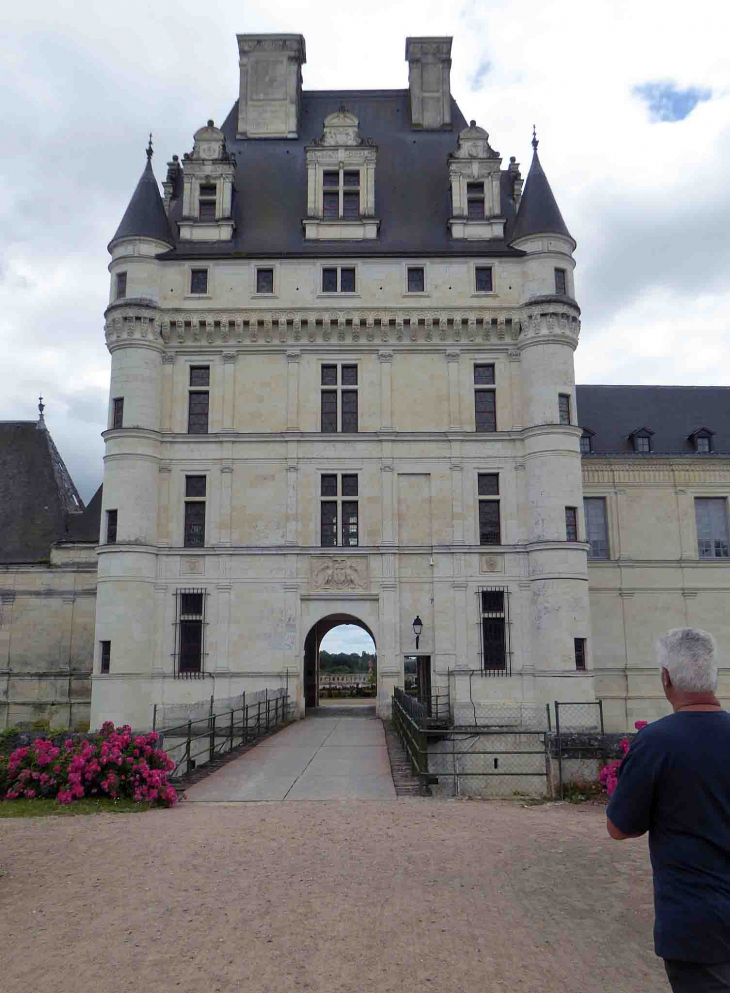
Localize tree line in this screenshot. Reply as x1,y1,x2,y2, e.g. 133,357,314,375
319,650,375,674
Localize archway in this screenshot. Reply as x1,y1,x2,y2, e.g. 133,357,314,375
303,614,377,710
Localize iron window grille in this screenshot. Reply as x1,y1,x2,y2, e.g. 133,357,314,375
112,397,124,430
474,365,496,432
558,394,571,425
565,506,578,542
100,641,111,674
407,267,425,293
106,509,118,544
198,184,217,220
256,268,274,293
478,473,501,545
184,475,206,547
584,497,609,559
467,181,486,219
188,366,210,434
115,272,127,300
173,589,208,677
475,266,493,292
320,473,359,546
190,269,208,295
322,168,360,219
477,587,511,675
574,637,587,671
554,268,567,295
695,498,730,559
320,364,358,433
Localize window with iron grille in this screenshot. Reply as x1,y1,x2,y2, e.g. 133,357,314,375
115,272,127,300
565,506,578,542
100,641,111,674
580,433,593,454
198,184,217,220
475,266,493,292
478,587,510,674
407,267,425,293
320,474,359,546
478,473,501,545
467,181,485,219
695,498,730,560
475,362,497,432
320,364,358,433
584,497,609,559
558,394,571,425
322,168,360,219
574,638,587,671
184,475,206,547
174,589,207,676
321,266,356,293
190,269,208,295
256,267,274,294
112,397,124,429
187,366,210,434
555,268,567,295
106,509,118,544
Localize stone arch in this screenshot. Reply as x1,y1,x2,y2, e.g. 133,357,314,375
303,612,376,711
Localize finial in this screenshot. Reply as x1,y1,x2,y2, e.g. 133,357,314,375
37,395,46,430
207,119,214,127
146,133,153,160
470,119,476,128
531,125,539,152
38,395,45,417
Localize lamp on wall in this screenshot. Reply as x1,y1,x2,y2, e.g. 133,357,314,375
412,615,423,650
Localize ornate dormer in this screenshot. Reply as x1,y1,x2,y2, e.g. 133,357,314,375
304,107,379,241
178,121,236,242
448,121,505,240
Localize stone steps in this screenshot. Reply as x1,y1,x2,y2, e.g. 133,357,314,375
383,720,424,796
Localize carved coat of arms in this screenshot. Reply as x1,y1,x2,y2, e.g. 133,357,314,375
311,556,367,591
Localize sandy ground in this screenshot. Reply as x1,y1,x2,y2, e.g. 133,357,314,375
0,799,665,993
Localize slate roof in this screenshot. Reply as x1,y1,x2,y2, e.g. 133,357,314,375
576,386,730,455
160,90,524,259
65,484,102,544
510,148,573,244
0,422,85,564
110,156,175,249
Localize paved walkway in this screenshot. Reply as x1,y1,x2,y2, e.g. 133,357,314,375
185,715,396,801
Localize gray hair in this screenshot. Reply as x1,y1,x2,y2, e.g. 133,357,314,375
656,627,718,693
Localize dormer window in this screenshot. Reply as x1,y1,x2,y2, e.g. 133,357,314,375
629,427,654,453
323,170,360,220
178,120,235,242
467,182,485,219
448,122,505,241
198,184,217,220
689,428,714,453
580,429,594,454
697,436,711,453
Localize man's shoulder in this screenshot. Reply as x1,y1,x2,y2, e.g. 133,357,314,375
638,710,730,744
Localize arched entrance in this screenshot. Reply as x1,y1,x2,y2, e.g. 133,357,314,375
303,614,377,710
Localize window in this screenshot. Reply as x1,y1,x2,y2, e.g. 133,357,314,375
321,266,356,293
584,497,609,559
190,269,208,295
106,510,118,544
198,184,217,220
696,436,712,453
112,398,124,430
467,181,485,220
475,266,493,292
187,366,209,434
474,365,496,432
633,433,651,453
321,364,358,433
558,394,571,425
580,433,593,454
555,268,567,295
695,498,730,559
565,507,578,542
184,475,206,547
100,641,111,674
256,268,274,294
407,267,425,293
115,272,127,300
478,473,501,545
478,588,510,673
322,168,360,219
320,474,358,546
175,590,206,676
574,638,587,671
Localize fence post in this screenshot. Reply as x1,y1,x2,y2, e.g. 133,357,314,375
598,699,605,735
258,699,262,738
153,704,157,732
555,701,563,800
210,714,216,764
242,692,247,744
265,688,270,731
546,703,552,733
229,709,234,753
185,720,192,775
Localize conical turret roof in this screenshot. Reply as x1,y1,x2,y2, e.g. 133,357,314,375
510,140,572,244
110,151,174,249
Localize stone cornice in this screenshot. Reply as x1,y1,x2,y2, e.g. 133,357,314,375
582,458,730,486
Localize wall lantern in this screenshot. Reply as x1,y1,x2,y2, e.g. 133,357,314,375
412,615,423,650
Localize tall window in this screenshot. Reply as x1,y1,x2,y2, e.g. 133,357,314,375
574,638,587,671
321,266,356,293
115,272,127,300
565,507,578,542
175,590,206,676
467,181,485,219
321,364,358,433
190,269,208,295
323,169,360,219
478,473,501,545
555,268,567,295
695,498,730,559
100,641,111,674
558,394,571,425
256,268,274,294
198,184,217,220
407,267,425,293
475,266,493,292
474,365,496,432
112,397,124,429
320,474,359,547
479,588,510,673
106,510,118,544
584,497,609,559
188,366,209,434
184,476,206,547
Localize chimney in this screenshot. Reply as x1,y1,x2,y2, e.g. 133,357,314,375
236,33,306,139
405,37,453,130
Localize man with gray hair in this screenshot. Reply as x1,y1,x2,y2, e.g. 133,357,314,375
607,627,730,992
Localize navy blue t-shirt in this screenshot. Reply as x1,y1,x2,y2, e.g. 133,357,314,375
607,711,730,963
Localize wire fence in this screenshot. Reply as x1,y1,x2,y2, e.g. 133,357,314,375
553,700,605,799
153,687,287,732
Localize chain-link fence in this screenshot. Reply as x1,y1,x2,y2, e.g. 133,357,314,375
152,686,288,732
553,700,605,798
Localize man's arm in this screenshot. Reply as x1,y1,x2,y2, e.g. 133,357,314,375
605,735,654,841
606,816,647,840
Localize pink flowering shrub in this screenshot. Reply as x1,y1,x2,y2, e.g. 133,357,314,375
599,720,648,797
0,722,178,807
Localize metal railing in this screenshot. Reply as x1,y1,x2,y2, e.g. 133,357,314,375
157,689,292,782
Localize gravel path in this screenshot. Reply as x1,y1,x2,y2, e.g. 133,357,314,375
0,799,665,993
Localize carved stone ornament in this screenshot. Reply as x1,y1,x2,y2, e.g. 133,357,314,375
318,107,361,147
311,556,368,591
181,557,204,576
480,555,504,574
453,121,500,161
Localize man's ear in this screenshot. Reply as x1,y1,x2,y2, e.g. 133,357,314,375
661,667,671,690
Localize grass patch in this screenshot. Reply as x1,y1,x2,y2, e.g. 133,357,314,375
0,797,153,818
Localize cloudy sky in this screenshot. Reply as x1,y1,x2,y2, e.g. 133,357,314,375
1,0,728,582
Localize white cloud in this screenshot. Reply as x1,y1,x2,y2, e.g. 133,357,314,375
320,625,376,656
